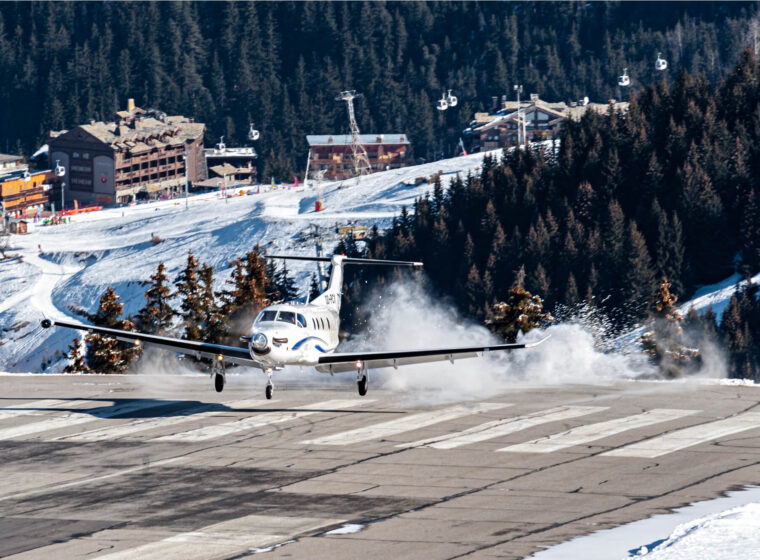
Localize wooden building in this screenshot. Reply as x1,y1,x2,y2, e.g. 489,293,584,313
306,134,410,180
0,159,53,215
205,143,257,186
48,99,205,206
463,94,629,153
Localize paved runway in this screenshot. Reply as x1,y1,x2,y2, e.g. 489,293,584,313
1,374,759,559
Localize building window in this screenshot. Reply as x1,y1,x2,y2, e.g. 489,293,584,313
82,152,90,159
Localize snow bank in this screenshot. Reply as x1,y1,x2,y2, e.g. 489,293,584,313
529,486,760,560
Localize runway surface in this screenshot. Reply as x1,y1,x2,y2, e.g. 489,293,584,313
1,374,759,559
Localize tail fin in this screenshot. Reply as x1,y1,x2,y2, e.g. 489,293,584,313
266,255,423,313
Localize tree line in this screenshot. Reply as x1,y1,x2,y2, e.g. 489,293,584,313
64,246,299,373
336,50,760,380
2,2,759,176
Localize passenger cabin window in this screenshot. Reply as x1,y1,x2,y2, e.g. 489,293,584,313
277,311,296,325
296,314,307,328
257,310,278,323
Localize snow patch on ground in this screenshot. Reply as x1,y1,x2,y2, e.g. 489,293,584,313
529,486,760,560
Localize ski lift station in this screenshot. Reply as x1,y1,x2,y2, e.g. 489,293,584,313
306,134,410,181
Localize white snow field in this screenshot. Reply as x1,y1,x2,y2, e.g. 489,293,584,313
530,486,760,560
0,150,500,372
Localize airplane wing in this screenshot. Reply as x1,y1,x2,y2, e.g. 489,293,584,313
40,319,262,367
315,336,550,373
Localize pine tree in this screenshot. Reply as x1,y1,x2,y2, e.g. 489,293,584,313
85,287,139,374
485,275,552,343
174,250,204,341
308,272,322,301
274,262,300,302
199,264,227,344
639,277,701,377
136,262,174,335
64,337,89,373
624,222,656,318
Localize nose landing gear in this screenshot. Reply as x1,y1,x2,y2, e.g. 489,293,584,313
356,362,368,396
265,368,274,400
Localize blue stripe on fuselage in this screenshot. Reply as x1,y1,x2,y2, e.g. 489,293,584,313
292,336,332,352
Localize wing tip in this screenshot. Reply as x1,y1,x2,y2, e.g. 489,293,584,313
524,334,551,348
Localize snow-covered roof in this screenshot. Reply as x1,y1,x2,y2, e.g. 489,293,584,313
0,153,23,164
307,134,409,147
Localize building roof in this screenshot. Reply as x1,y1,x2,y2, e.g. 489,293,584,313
51,102,205,154
466,97,629,135
209,163,239,176
0,153,23,164
307,134,409,147
205,146,258,159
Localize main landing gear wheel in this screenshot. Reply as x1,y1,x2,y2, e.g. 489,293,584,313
214,372,225,393
357,375,368,396
212,359,226,393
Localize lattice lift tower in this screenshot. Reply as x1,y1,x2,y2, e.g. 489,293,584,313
336,90,373,181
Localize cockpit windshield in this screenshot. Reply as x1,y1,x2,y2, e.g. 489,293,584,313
277,311,296,325
257,310,278,323
296,314,307,328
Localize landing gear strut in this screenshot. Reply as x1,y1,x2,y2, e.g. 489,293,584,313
265,368,274,400
212,359,226,393
356,362,368,396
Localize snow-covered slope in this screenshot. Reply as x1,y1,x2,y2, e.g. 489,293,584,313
0,150,498,372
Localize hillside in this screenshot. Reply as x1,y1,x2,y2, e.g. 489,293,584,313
0,150,498,372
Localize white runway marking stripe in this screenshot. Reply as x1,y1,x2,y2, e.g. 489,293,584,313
0,399,97,421
152,399,373,442
602,412,760,458
398,406,608,450
0,399,178,440
498,408,697,453
302,402,511,446
87,514,341,560
53,399,269,442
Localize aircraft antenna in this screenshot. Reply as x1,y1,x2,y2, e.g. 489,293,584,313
335,90,373,183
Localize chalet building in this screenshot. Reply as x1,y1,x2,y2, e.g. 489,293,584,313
0,153,53,216
48,99,205,206
306,134,410,180
204,141,258,187
463,94,629,153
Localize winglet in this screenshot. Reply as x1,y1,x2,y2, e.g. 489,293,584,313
524,335,550,348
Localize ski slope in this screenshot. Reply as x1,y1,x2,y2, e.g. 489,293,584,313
0,150,499,372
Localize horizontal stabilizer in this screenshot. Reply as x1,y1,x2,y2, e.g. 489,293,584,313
266,255,423,268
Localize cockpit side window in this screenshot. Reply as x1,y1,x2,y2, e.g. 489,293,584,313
277,311,296,325
257,310,278,323
296,314,307,328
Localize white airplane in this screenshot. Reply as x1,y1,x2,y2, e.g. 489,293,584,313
41,255,549,399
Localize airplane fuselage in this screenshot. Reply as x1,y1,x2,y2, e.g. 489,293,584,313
246,302,340,369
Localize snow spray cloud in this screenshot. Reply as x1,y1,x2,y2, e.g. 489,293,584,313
346,281,656,405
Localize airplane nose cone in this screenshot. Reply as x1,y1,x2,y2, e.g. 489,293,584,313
251,332,270,355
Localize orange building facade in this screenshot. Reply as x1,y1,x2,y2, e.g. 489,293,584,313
0,170,54,215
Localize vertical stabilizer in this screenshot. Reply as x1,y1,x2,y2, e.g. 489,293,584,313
312,255,345,312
